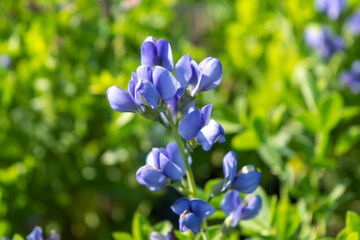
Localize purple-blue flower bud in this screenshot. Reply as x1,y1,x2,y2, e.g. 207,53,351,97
315,0,345,20
232,165,262,194
174,55,222,97
340,60,360,94
136,143,187,191
304,26,343,60
346,10,360,35
141,36,174,71
171,198,215,234
27,227,43,240
106,86,138,113
221,151,261,193
221,190,262,227
0,54,11,68
196,119,225,151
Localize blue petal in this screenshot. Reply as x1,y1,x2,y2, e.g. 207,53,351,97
197,57,222,92
347,11,360,35
190,199,215,219
222,151,237,191
156,39,174,71
231,204,243,227
171,198,190,215
232,166,261,194
137,65,153,82
221,190,241,216
240,195,262,220
196,120,223,151
189,61,202,97
26,227,43,240
146,148,162,169
128,73,137,98
217,124,226,143
106,86,137,113
152,66,177,100
200,104,212,126
179,215,189,232
178,109,202,140
159,153,183,180
136,166,167,191
135,80,160,109
175,54,192,88
141,37,159,67
180,212,201,234
166,142,186,175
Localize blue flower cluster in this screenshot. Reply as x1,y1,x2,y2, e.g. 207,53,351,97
306,0,360,94
304,26,343,60
1,227,59,240
220,151,262,226
315,0,346,20
341,60,360,94
171,198,215,234
136,142,188,191
347,10,360,35
106,36,262,236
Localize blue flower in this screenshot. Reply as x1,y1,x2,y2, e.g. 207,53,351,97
175,54,222,97
304,26,343,60
178,105,225,151
315,0,345,20
221,151,261,193
107,65,177,113
27,227,43,240
346,10,360,35
24,227,59,240
0,54,11,69
340,60,360,94
136,142,188,191
171,198,215,234
141,36,174,71
221,190,262,227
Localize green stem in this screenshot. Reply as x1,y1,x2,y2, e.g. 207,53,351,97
165,109,209,240
201,219,210,240
171,124,197,198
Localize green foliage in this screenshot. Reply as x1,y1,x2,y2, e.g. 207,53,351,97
0,0,359,239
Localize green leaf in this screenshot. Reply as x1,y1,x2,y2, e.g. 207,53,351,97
346,232,359,240
346,211,360,234
153,220,172,233
296,111,322,133
340,106,360,122
318,92,343,131
294,66,318,112
174,230,193,240
253,116,266,142
269,104,287,133
231,129,261,150
217,119,242,134
12,235,25,240
335,125,360,155
257,141,285,178
274,194,301,239
112,232,133,240
132,212,151,240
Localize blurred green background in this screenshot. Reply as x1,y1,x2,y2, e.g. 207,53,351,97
1,0,360,239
